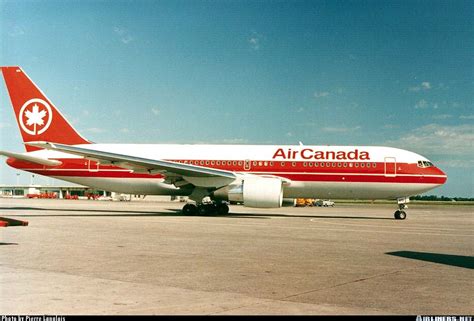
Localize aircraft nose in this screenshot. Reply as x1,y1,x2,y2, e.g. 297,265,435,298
436,166,448,184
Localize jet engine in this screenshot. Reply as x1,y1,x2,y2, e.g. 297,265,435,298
214,176,284,208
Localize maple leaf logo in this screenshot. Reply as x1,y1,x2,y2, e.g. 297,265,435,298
19,99,53,135
25,104,47,127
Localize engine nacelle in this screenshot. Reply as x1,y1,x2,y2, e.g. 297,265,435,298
213,176,284,208
242,176,283,208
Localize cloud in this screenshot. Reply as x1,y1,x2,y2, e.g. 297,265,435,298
409,81,431,92
248,32,263,50
385,124,474,168
432,114,452,120
314,91,330,98
151,108,160,116
414,99,429,109
382,124,400,129
114,27,134,44
120,128,131,133
84,127,107,134
321,126,361,133
421,82,431,90
8,25,25,37
460,115,474,120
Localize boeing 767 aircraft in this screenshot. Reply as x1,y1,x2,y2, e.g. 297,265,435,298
0,67,447,219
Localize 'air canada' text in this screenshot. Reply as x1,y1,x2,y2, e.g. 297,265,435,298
272,148,370,160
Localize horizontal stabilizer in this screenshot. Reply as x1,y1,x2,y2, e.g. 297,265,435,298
0,150,62,166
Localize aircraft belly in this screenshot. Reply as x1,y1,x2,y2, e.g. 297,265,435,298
50,176,190,195
283,181,441,199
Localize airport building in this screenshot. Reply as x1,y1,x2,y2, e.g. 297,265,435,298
0,184,181,202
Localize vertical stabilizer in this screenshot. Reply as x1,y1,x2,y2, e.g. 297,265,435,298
1,66,90,151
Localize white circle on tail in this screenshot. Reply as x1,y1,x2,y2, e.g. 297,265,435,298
19,98,53,135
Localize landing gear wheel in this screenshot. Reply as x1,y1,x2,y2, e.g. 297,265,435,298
182,203,198,215
216,203,229,215
198,204,217,216
394,210,407,220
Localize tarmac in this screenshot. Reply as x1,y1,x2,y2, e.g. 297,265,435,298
0,198,472,315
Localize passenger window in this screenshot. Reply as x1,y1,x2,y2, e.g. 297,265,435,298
281,162,285,167
292,162,296,167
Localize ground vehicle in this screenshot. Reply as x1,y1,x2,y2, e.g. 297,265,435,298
315,199,335,207
295,198,315,207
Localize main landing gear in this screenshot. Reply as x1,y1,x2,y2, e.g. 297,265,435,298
182,201,229,216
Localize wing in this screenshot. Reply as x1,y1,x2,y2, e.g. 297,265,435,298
26,141,237,189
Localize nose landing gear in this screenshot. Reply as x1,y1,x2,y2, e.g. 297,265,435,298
394,206,407,220
394,197,409,220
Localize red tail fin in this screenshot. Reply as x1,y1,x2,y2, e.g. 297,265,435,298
1,66,90,152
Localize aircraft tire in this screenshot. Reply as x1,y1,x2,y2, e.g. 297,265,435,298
182,203,198,215
394,210,407,220
398,210,407,220
216,203,229,215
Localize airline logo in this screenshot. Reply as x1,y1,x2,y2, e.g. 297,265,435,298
19,98,53,135
272,148,370,160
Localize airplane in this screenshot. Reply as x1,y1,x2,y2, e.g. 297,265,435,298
0,66,447,219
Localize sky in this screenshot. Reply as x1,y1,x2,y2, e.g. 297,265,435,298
0,0,473,197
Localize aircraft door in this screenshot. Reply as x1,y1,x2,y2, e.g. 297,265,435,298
88,160,99,172
244,159,251,171
384,157,396,177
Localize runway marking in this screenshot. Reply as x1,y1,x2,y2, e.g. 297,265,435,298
137,217,472,237
310,219,473,232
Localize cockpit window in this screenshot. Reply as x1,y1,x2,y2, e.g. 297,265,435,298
418,160,434,168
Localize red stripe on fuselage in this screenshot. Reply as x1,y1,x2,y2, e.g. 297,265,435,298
7,158,447,185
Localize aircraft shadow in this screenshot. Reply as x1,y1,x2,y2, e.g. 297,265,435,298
0,207,191,217
386,251,474,270
0,243,18,246
0,206,392,220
